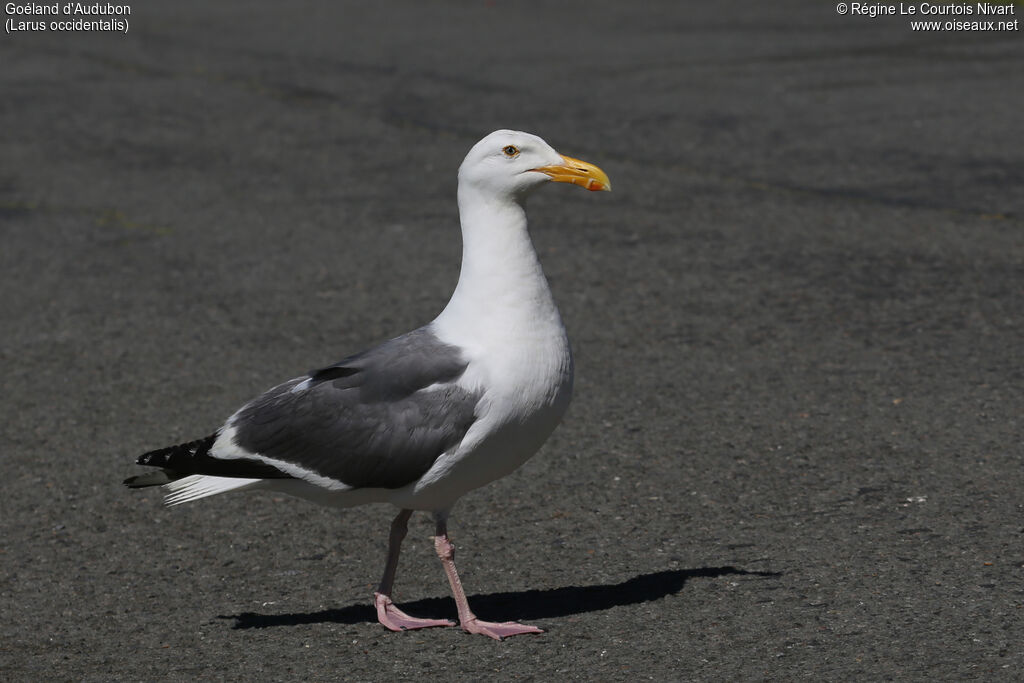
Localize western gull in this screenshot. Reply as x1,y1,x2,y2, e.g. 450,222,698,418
125,130,611,640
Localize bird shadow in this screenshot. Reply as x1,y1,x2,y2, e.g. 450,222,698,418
219,566,778,630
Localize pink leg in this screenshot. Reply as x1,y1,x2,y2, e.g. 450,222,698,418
374,509,455,631
433,517,543,640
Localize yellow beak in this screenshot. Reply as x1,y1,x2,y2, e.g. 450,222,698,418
532,154,612,192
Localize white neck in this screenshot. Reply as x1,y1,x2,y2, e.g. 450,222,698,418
432,184,564,347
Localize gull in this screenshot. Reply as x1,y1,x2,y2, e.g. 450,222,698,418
125,129,610,639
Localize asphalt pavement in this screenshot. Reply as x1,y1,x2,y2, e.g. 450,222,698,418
2,1,1022,680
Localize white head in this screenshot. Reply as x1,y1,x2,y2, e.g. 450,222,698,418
458,130,611,200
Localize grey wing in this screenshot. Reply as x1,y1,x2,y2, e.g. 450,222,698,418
228,326,480,489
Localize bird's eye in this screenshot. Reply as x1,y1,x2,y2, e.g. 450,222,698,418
502,145,520,157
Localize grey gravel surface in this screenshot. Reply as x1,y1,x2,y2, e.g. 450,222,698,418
2,2,1022,680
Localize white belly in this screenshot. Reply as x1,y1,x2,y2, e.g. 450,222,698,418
390,335,574,512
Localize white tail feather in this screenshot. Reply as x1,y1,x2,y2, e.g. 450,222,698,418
163,475,264,506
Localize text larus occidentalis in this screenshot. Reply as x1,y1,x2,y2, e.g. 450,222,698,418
125,130,611,639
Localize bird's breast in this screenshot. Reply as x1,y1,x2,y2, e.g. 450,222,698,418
395,323,573,511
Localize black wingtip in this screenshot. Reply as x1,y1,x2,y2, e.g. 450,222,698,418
136,435,216,469
129,433,292,482
124,470,169,488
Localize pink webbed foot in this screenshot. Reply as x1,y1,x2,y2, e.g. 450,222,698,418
374,592,455,631
461,617,544,640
